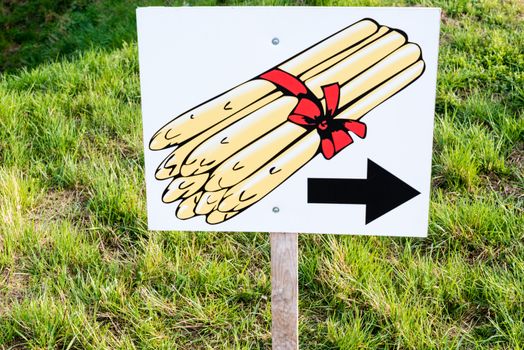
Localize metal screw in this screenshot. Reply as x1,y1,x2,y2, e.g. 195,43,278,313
272,37,280,45
272,206,280,213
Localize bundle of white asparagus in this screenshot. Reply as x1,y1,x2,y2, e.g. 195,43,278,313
149,18,425,224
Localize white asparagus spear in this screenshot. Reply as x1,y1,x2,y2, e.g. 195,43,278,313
162,174,208,203
180,96,298,176
335,60,425,121
155,92,282,179
319,43,422,112
205,122,306,191
299,26,390,81
305,30,407,97
280,19,379,76
205,44,421,192
216,60,425,216
150,20,378,150
175,192,202,220
218,131,320,212
206,210,239,225
150,81,276,150
195,189,227,215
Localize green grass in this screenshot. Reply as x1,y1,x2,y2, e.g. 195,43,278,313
0,0,523,348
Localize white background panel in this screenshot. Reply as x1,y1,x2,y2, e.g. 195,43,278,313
137,6,440,236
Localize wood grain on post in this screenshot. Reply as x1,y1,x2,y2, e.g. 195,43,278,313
270,232,299,350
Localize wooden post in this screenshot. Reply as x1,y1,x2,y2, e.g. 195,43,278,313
270,232,299,350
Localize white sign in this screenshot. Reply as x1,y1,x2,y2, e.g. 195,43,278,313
137,7,440,236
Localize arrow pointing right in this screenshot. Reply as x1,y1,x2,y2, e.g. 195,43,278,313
307,159,421,224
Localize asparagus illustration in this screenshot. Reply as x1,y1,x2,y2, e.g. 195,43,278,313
169,31,408,180
154,25,398,180
149,19,379,150
149,18,426,224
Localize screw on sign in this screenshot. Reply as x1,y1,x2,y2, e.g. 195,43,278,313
137,7,440,348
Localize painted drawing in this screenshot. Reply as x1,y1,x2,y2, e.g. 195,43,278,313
149,18,425,224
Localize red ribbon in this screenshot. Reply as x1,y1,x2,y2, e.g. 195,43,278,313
259,69,366,159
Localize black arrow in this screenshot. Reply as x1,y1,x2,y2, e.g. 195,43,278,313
307,159,420,224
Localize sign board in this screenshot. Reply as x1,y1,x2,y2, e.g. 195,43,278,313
137,7,440,236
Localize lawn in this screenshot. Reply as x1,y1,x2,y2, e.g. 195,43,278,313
0,0,523,349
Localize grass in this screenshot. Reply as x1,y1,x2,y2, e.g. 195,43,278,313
0,0,523,348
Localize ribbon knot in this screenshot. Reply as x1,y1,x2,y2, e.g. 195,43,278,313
259,69,366,159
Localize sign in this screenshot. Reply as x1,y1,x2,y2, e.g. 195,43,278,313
137,7,440,236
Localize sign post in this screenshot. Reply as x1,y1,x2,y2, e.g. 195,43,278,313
270,232,299,349
137,7,440,347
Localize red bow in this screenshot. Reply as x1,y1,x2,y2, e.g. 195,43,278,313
259,69,366,159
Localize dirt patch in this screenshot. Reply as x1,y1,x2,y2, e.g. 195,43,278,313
507,143,524,172
29,187,90,226
432,174,446,190
441,10,461,27
480,144,523,200
0,265,30,315
481,173,521,199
